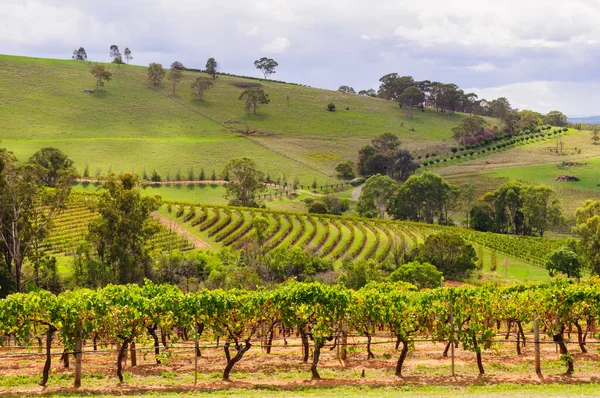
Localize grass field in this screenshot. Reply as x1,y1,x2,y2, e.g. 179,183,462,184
0,54,498,184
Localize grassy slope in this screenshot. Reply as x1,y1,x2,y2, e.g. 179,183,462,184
438,129,600,218
0,54,487,184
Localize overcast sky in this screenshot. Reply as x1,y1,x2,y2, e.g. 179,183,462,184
3,0,600,116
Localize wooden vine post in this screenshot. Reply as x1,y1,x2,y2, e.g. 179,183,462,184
74,337,82,388
450,290,455,377
534,311,542,376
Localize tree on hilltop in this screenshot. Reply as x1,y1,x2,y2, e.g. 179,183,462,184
338,85,356,94
90,64,112,91
254,57,278,79
147,63,166,86
205,58,219,79
109,45,123,65
398,86,425,117
171,61,185,70
238,87,270,114
72,47,87,61
124,48,133,64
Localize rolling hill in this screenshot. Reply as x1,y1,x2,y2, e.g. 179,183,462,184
0,54,493,185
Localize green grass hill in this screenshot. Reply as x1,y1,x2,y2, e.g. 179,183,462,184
0,54,493,185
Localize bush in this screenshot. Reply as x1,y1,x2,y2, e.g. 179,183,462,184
151,170,161,182
451,147,458,153
388,261,443,289
308,202,329,214
327,103,336,112
416,232,477,278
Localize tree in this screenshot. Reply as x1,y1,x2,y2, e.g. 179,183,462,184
452,116,489,145
109,45,123,64
254,57,278,79
147,63,166,86
377,74,414,101
28,148,76,187
488,97,513,132
545,247,582,280
90,64,112,91
238,88,270,114
481,181,563,236
0,150,73,291
72,47,87,61
371,133,400,153
327,103,336,112
335,161,355,179
190,77,214,100
398,86,425,117
85,174,160,285
358,89,376,97
572,200,600,275
388,261,443,289
222,158,265,207
338,85,356,94
170,61,185,70
592,126,600,145
388,172,457,224
124,48,132,64
390,149,417,181
205,58,219,79
544,110,568,127
416,232,477,278
168,68,183,96
357,174,398,219
521,185,564,237
460,183,476,228
470,204,495,232
109,45,119,60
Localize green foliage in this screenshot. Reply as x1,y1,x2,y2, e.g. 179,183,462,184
388,261,442,289
389,172,457,224
147,63,166,86
190,77,214,100
28,147,76,187
205,58,219,79
223,157,266,207
357,174,398,219
238,87,270,114
545,247,582,280
85,174,160,285
335,161,355,180
573,200,600,275
89,64,111,91
254,57,278,79
416,232,477,278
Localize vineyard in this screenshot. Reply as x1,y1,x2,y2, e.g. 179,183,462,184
161,201,565,267
43,194,194,257
1,280,599,390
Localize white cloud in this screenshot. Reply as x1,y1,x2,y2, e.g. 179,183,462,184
262,36,290,53
468,63,497,73
246,26,259,36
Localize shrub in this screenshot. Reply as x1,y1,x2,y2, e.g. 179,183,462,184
388,261,443,289
451,147,458,153
327,103,336,112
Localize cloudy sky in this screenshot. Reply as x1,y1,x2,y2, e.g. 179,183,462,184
3,0,600,116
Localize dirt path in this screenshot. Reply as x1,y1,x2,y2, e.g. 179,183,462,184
352,185,362,201
152,212,210,249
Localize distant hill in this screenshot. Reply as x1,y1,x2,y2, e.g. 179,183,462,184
0,54,498,184
568,115,600,124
